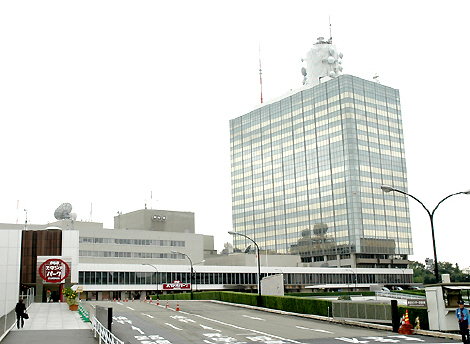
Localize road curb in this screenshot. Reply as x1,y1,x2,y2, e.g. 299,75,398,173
209,300,461,341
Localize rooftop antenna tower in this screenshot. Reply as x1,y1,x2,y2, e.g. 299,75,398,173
259,44,263,104
329,16,332,43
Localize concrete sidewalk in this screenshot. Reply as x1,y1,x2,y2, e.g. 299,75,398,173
1,302,95,344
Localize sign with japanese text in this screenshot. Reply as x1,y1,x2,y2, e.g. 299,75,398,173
163,280,190,290
407,299,427,307
38,258,70,283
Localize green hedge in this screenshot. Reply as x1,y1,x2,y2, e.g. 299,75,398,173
288,291,375,297
263,295,332,316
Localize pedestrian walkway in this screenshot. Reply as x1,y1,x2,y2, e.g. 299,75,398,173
1,302,95,344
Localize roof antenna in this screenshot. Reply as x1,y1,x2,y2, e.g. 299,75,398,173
329,16,332,43
259,43,263,104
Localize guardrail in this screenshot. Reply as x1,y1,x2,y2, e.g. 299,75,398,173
92,315,124,344
375,291,426,300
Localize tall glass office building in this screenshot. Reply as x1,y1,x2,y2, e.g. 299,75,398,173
230,75,412,268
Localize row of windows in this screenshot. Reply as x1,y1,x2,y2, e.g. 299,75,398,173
78,270,412,286
79,237,185,247
79,251,185,259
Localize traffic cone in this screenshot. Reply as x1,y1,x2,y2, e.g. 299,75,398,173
132,297,134,302
114,298,116,302
166,300,169,308
398,315,405,334
149,297,152,303
126,298,129,302
176,302,180,311
157,298,159,306
405,310,410,325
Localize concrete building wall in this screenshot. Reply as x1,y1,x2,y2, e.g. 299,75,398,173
114,209,195,234
79,227,205,265
0,229,22,318
203,235,216,254
204,253,301,267
261,274,284,296
62,230,79,283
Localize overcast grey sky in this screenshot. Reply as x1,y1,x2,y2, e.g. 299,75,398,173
1,1,469,267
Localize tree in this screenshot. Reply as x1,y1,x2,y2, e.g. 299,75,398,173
410,260,468,284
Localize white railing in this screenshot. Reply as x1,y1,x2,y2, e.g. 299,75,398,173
20,287,35,309
375,291,425,300
92,315,124,344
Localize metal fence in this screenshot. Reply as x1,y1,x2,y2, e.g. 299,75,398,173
92,315,124,344
332,301,392,324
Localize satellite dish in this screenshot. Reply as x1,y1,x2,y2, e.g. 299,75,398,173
54,203,73,220
152,214,158,221
244,245,252,253
327,56,335,64
329,71,336,77
339,52,344,59
301,67,307,76
328,46,335,55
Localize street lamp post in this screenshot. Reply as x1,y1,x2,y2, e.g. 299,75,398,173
346,269,357,294
171,251,194,300
228,231,261,305
141,263,159,299
396,267,406,285
381,185,470,283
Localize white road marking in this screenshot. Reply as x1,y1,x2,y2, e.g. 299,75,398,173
295,326,334,334
131,325,145,334
190,313,304,344
165,323,183,331
363,338,399,343
387,336,425,342
336,338,369,343
142,313,154,318
200,324,221,332
243,315,265,321
127,306,135,310
116,302,123,305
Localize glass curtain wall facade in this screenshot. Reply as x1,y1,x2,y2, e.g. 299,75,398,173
230,75,412,264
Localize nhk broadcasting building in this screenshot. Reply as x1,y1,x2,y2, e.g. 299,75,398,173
1,207,412,309
229,37,412,268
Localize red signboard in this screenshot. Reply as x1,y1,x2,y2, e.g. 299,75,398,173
163,280,191,290
38,259,70,283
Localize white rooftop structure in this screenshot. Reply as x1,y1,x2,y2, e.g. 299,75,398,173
301,36,343,86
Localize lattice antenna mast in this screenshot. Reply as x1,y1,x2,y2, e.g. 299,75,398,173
259,44,263,104
329,16,332,43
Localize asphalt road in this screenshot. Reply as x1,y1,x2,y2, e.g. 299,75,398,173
85,300,455,344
